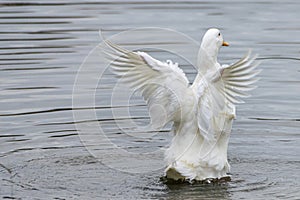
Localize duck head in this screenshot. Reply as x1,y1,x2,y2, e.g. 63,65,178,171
197,28,229,73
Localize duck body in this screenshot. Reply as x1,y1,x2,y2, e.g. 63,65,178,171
105,28,260,182
164,84,233,181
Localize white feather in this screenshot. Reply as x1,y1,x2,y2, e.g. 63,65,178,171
104,28,260,181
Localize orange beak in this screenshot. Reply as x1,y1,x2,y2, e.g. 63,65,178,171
222,41,229,46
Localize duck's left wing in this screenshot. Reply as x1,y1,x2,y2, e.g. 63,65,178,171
103,40,190,129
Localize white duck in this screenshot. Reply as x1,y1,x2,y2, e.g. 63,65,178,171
105,28,260,181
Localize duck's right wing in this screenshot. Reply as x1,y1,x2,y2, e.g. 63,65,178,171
104,40,190,129
196,51,260,141
218,51,261,105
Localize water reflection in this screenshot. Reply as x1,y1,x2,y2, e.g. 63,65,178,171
164,181,231,200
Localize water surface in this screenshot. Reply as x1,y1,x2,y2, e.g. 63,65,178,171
0,0,299,199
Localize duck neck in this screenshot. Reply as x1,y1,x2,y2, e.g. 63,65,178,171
197,44,219,72
193,45,219,85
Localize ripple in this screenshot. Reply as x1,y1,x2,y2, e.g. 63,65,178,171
0,66,65,71
0,21,70,25
250,117,300,121
257,56,300,61
230,177,276,193
0,36,74,41
5,87,58,90
0,134,24,138
49,133,77,138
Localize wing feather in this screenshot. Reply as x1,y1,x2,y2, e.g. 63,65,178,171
220,51,261,104
196,51,260,141
104,40,190,129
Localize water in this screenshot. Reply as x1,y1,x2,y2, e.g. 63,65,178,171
0,0,299,199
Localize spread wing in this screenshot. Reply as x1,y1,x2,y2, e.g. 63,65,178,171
196,51,261,141
220,50,261,104
103,40,190,129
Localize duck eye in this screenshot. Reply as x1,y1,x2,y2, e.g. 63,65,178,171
218,33,221,37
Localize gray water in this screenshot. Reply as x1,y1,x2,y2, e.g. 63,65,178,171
0,0,300,199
